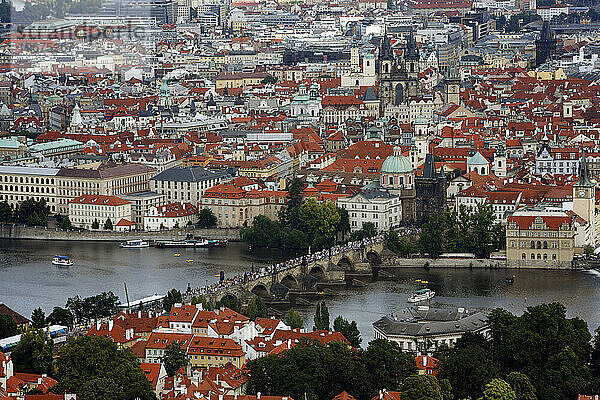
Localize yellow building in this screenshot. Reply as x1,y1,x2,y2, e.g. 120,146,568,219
187,336,245,369
506,210,576,269
215,71,273,89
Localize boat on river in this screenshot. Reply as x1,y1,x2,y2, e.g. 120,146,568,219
408,288,435,303
120,240,150,248
154,239,227,248
52,255,73,267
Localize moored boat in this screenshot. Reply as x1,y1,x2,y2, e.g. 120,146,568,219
408,288,435,303
52,255,73,267
120,240,150,248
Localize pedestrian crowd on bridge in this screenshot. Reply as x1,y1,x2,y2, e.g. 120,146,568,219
183,234,387,301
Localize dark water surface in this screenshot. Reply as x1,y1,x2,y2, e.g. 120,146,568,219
2,239,600,344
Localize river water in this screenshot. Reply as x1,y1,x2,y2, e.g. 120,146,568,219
2,239,600,344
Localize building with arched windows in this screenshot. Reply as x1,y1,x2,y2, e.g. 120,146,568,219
506,210,581,268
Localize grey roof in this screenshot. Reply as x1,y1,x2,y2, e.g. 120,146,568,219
373,306,488,337
360,188,396,199
0,166,60,176
151,166,230,182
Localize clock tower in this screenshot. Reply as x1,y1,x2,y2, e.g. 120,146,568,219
573,152,596,245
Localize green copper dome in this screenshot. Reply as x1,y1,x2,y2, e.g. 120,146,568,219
381,147,413,174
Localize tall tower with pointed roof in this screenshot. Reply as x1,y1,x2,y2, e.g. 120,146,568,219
573,151,596,245
444,57,461,105
535,21,557,68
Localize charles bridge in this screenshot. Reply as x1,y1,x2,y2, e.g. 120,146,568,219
204,240,385,307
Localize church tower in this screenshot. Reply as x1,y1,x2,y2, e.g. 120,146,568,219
535,21,557,68
573,151,597,245
444,57,461,105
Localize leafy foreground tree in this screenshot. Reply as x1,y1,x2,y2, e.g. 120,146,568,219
163,288,182,311
52,336,155,400
313,301,330,330
103,218,113,231
162,342,188,376
31,307,46,329
505,372,537,400
364,339,417,392
246,297,267,320
80,377,124,400
197,208,217,229
285,308,303,329
0,314,18,339
401,375,443,400
333,315,362,348
66,292,120,322
46,306,74,326
482,379,516,400
247,338,416,400
11,330,53,375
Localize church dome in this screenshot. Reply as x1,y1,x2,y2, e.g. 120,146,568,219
381,146,413,174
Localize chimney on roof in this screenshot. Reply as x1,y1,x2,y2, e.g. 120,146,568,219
423,355,428,366
257,393,261,399
379,391,383,400
96,320,101,330
138,310,142,318
108,319,114,331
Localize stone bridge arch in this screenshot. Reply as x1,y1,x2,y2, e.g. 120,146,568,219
281,274,300,289
251,283,271,298
337,256,354,271
218,293,239,307
309,265,326,280
366,250,381,265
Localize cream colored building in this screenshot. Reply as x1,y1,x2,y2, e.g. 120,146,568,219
150,166,231,206
215,71,272,89
143,202,198,231
55,162,155,214
506,210,577,268
0,166,60,212
68,194,132,230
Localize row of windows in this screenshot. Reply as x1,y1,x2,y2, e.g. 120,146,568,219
522,253,557,260
0,176,54,184
1,185,54,194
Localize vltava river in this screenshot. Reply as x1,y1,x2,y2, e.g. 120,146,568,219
2,239,600,343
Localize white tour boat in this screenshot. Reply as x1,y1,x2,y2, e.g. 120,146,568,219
52,255,73,267
120,240,150,248
408,288,435,303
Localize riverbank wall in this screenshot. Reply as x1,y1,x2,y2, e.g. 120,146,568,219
0,224,240,242
380,257,503,269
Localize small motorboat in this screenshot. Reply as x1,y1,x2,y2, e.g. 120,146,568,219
408,288,435,303
186,259,194,263
174,253,181,257
506,275,515,285
52,255,73,267
120,240,150,248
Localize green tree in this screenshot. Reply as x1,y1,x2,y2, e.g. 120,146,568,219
299,199,340,249
53,336,155,400
46,306,74,326
280,177,304,230
11,330,53,375
60,216,73,230
197,208,217,228
482,379,516,400
336,207,350,241
31,307,46,329
261,76,277,85
333,315,362,348
351,222,378,241
401,375,443,400
162,342,189,376
247,340,371,400
0,200,12,222
246,297,267,320
103,218,113,230
418,213,445,258
80,377,125,400
0,314,18,339
439,379,453,400
163,288,182,311
505,372,537,400
584,244,595,257
285,308,303,329
364,339,417,391
313,301,330,330
190,295,211,310
91,219,99,230
437,343,499,400
13,198,49,226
